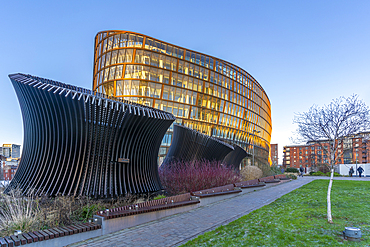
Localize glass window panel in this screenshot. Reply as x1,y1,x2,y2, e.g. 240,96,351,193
154,41,161,52
108,66,116,80
124,49,133,63
131,80,139,95
195,54,201,65
103,68,109,82
188,79,193,91
172,47,178,57
182,76,188,88
185,51,191,61
201,55,206,67
154,84,161,98
203,68,209,81
141,66,149,79
149,82,155,97
190,53,196,63
116,80,123,95
171,57,177,71
119,34,127,48
127,34,135,47
163,70,170,84
194,65,199,78
164,56,171,70
177,48,184,59
193,79,198,91
113,35,120,49
107,36,114,51
105,52,112,66
177,74,183,87
184,105,190,118
117,50,125,63
142,51,150,64
167,102,173,113
123,80,131,95
160,43,167,54
166,45,172,55
171,72,177,85
158,55,165,68
115,65,123,79
102,39,108,53
168,87,174,101
144,38,151,49
134,49,143,63
178,60,184,73
99,55,105,70
111,50,118,65
173,103,179,116
151,53,159,67
162,85,170,100
99,70,104,85
188,64,194,76
198,80,203,92
150,67,160,81
135,36,143,47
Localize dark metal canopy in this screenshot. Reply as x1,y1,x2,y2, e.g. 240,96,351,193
6,74,175,198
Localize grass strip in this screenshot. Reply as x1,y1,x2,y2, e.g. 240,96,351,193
182,180,370,246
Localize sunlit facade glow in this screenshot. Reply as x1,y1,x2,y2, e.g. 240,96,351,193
92,30,272,166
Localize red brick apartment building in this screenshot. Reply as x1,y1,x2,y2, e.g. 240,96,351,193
283,132,370,171
3,165,18,181
270,144,278,166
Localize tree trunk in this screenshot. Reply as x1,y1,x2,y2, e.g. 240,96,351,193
327,168,334,223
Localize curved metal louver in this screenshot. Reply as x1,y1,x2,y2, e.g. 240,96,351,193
221,143,248,170
5,73,175,198
162,124,234,166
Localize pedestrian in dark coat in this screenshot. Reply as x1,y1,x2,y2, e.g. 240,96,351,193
349,167,354,177
357,166,364,177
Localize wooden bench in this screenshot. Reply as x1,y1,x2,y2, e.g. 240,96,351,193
259,175,280,183
97,193,200,220
191,184,242,198
234,179,266,189
274,174,290,180
0,222,100,246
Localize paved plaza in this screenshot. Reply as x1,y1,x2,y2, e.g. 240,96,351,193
69,176,369,247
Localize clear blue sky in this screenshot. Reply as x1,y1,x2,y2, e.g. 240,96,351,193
1,0,370,163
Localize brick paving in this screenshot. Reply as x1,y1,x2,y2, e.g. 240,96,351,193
69,176,368,247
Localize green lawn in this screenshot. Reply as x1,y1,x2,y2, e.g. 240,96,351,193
182,180,370,246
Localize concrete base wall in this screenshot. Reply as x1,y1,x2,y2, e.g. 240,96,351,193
94,203,201,235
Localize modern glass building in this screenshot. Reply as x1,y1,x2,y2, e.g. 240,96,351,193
92,30,272,166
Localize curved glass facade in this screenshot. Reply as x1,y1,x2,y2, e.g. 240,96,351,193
92,30,272,166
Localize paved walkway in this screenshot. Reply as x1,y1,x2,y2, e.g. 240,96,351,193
70,176,369,247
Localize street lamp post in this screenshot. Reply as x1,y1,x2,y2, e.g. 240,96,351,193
252,130,260,166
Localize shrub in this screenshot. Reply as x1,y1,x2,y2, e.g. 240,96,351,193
325,172,341,177
0,189,40,237
285,167,299,173
153,195,166,200
240,165,263,181
159,160,242,195
286,174,297,180
312,171,325,176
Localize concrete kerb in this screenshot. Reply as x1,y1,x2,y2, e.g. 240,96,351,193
93,202,201,235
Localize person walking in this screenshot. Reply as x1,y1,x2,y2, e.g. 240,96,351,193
349,166,354,177
299,166,304,177
357,166,364,177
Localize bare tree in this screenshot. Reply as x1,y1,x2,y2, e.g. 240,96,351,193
293,95,370,223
